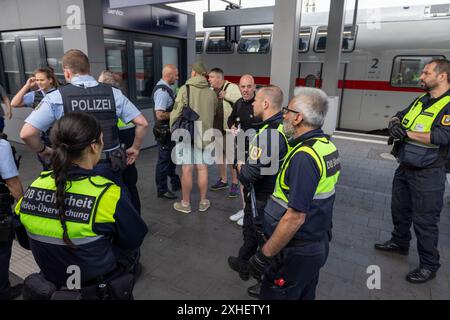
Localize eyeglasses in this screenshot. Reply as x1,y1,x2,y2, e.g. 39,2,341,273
282,106,300,115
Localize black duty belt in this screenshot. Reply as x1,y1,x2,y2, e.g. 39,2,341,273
286,238,318,248
99,147,121,161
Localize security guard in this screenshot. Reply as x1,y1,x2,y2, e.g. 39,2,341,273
16,113,148,299
0,133,24,300
375,59,450,283
228,85,288,298
153,64,181,200
19,49,149,185
248,88,340,300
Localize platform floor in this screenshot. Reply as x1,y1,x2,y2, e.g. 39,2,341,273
8,134,450,300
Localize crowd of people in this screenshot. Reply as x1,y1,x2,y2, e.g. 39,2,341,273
1,48,449,300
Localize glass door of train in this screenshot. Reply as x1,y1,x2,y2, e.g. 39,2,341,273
298,61,348,129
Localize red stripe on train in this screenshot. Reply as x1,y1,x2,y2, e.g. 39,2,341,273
224,76,424,93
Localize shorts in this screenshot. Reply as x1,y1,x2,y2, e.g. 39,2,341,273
172,142,215,165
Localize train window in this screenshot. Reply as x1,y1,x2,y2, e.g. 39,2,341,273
44,37,65,85
196,33,205,54
0,39,21,94
238,30,271,54
105,38,129,94
314,26,357,53
390,56,445,88
20,38,42,78
299,28,311,53
134,41,154,100
206,32,233,54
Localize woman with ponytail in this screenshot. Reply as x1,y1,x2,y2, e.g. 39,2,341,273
15,113,147,297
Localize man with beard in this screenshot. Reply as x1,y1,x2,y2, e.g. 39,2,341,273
228,85,288,298
247,88,340,300
375,59,450,283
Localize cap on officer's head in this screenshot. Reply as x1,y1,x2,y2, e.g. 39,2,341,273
191,61,208,76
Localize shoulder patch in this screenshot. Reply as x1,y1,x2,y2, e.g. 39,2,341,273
441,115,450,126
249,146,262,161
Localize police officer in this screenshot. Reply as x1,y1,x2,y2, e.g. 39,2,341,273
19,49,149,185
98,70,141,214
375,59,450,283
228,85,288,298
0,84,12,133
0,133,24,300
11,67,59,170
16,113,148,299
248,88,340,300
153,64,181,200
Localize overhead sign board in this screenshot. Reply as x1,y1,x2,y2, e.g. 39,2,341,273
109,0,199,9
103,0,188,37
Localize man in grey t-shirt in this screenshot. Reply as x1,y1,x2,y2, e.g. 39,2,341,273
0,85,12,133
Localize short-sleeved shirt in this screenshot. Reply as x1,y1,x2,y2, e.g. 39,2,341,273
23,88,54,107
0,84,6,117
153,79,175,112
0,139,19,180
25,75,141,135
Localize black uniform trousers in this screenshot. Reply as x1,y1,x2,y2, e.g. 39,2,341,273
238,193,269,262
391,165,445,272
0,206,13,300
118,128,141,214
155,139,181,195
260,239,329,300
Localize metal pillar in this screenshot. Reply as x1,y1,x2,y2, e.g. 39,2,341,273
321,0,346,134
59,0,106,78
270,0,302,103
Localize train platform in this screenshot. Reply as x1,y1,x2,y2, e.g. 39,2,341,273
8,133,450,300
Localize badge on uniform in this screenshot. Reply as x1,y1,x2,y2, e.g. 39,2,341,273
441,115,450,126
249,146,262,161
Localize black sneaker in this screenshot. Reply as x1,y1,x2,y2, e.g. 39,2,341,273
158,191,177,200
227,256,250,281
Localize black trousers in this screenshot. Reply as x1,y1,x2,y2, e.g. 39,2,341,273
238,193,269,262
155,140,180,194
390,165,445,272
260,239,329,300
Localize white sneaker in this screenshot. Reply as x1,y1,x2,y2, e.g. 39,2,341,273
229,209,244,222
237,217,244,226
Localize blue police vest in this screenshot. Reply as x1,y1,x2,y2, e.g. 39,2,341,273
59,83,119,150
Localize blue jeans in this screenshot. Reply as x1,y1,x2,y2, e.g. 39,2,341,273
155,141,180,194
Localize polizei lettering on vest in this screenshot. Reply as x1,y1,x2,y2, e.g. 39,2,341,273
71,98,112,112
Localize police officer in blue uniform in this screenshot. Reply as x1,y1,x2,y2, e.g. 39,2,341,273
19,49,149,185
11,67,59,170
16,113,147,299
375,59,450,283
0,133,24,300
248,88,340,300
228,85,288,298
153,64,181,199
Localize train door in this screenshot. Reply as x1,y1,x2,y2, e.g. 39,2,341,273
298,61,347,126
